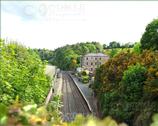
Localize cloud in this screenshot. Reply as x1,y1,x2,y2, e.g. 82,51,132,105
1,1,158,49
1,1,49,21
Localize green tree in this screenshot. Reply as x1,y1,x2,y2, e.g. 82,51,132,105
103,44,107,49
0,40,50,105
109,49,119,58
52,42,103,70
108,41,120,49
141,19,158,50
133,42,141,54
121,64,147,101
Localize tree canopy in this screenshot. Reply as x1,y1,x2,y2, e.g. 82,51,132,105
0,39,51,105
52,42,103,70
141,19,158,50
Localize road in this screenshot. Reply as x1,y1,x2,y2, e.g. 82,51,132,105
61,72,91,121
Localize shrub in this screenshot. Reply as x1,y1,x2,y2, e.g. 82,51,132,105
0,40,51,105
81,75,89,83
121,64,147,101
93,52,140,94
133,42,141,54
94,50,158,125
0,102,127,126
151,114,158,126
109,49,119,58
81,70,89,76
140,50,158,95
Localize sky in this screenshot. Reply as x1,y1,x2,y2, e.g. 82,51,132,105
1,1,158,50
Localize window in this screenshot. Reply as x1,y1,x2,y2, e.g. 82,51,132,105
100,57,101,60
91,62,93,65
95,57,97,60
95,62,97,65
86,57,88,60
91,68,93,71
86,62,88,65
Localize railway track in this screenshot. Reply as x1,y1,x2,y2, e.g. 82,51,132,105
61,72,91,122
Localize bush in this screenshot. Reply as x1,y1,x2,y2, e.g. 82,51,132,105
94,50,158,95
0,102,157,126
93,52,140,94
0,102,128,126
109,49,119,58
121,64,147,101
0,40,51,105
81,70,89,76
133,42,141,54
151,114,158,126
94,50,158,125
81,75,89,83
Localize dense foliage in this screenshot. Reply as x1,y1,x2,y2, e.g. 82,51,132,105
103,47,133,58
1,102,158,126
52,42,103,70
0,39,51,105
77,70,90,83
33,41,134,70
0,102,127,126
93,50,158,126
33,48,54,64
94,20,158,126
103,41,134,49
141,19,158,50
121,64,147,101
132,42,141,54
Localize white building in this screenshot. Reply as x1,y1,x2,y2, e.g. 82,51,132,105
81,53,109,73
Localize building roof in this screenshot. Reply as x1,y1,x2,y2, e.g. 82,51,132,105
84,53,109,57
